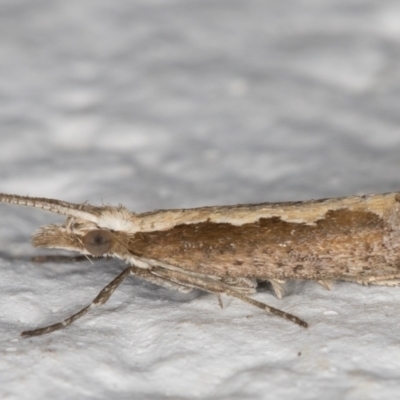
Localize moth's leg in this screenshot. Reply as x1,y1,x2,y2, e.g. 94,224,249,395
133,267,224,309
128,265,194,293
269,279,287,299
353,274,400,286
21,266,133,337
31,254,95,264
221,276,289,300
218,277,257,306
150,267,308,328
217,294,224,309
317,280,333,291
364,279,400,286
220,277,257,294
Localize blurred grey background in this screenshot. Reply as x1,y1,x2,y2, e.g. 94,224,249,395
1,1,400,209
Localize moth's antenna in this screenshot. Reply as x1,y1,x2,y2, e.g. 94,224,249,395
0,193,101,222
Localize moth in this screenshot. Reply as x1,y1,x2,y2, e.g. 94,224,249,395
1,191,400,337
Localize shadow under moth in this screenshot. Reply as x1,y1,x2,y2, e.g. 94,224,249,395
1,191,400,337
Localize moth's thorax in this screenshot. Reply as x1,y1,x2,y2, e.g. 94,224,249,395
96,206,138,233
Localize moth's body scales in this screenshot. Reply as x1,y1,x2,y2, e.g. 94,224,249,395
129,208,395,282
1,191,400,336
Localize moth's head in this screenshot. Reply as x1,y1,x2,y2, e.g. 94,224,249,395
0,194,137,258
32,218,118,257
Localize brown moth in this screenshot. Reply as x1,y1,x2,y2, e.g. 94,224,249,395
1,191,400,337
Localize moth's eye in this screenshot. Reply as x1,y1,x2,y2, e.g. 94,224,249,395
82,230,112,256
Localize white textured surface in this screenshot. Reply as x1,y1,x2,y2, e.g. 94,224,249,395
1,1,400,399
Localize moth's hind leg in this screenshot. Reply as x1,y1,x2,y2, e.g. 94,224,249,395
149,267,308,328
366,279,400,287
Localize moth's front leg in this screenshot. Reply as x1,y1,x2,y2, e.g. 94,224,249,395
30,254,94,264
21,267,133,337
21,264,196,337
